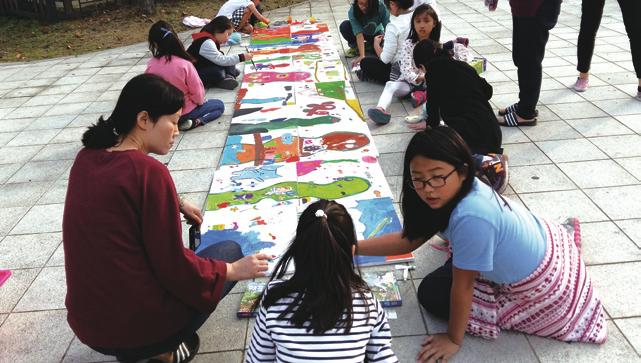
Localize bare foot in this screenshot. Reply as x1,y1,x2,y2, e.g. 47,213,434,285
407,121,427,130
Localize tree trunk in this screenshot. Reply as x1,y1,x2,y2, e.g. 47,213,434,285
139,0,155,15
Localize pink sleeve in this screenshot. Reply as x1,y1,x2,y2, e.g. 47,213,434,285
185,61,205,106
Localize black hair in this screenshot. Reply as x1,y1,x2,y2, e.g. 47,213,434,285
201,16,233,35
412,39,451,70
401,126,476,241
408,4,441,42
352,0,380,23
259,200,370,335
148,20,195,63
81,74,184,149
383,0,413,11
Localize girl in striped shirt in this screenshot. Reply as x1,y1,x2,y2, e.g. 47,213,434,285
246,200,398,363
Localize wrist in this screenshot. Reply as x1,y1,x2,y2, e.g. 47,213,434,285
226,262,237,281
178,194,186,208
447,332,462,346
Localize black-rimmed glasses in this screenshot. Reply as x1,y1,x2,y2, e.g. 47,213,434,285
409,168,458,190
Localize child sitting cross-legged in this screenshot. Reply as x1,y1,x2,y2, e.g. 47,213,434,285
246,200,399,363
187,16,253,90
146,21,225,131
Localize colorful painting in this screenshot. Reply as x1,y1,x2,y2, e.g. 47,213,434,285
199,22,413,270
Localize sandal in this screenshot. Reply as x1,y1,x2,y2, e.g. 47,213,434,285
147,334,200,363
499,112,537,127
498,103,539,117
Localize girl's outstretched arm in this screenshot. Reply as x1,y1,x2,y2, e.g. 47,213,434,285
357,232,426,256
417,267,477,362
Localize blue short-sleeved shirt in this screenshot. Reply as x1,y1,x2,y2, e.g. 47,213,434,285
441,178,547,284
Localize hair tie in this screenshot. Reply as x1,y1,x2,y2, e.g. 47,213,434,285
160,27,172,39
315,209,326,218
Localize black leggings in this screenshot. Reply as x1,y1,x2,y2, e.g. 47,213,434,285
577,0,641,78
91,240,243,362
417,258,453,320
359,57,392,84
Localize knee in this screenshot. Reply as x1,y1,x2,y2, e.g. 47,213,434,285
340,20,350,32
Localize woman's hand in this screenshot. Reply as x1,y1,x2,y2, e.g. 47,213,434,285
244,52,254,60
180,199,203,226
226,253,272,280
352,56,364,67
416,334,460,363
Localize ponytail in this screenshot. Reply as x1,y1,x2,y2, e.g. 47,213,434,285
81,74,184,149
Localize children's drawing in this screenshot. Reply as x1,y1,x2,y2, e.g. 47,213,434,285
200,22,413,272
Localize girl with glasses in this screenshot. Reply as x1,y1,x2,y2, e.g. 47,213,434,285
358,126,607,363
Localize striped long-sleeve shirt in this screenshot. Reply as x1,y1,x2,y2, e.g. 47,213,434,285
245,281,398,363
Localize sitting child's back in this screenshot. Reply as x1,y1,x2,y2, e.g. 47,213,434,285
247,280,397,362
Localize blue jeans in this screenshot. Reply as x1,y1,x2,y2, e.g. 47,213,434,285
180,99,225,125
91,240,243,362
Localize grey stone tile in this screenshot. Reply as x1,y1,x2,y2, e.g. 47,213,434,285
44,102,91,117
616,157,641,180
500,127,529,144
528,320,638,362
0,145,43,165
565,117,634,137
0,96,30,109
10,105,52,119
453,332,538,363
39,84,79,96
519,190,608,223
0,268,39,313
584,185,641,220
62,336,114,363
520,120,581,141
10,203,65,235
197,292,249,353
0,132,16,147
51,127,87,144
0,310,74,363
614,318,641,355
615,219,641,249
177,131,228,150
14,266,66,311
46,242,65,267
24,114,75,130
538,89,585,105
32,142,81,161
509,164,576,193
0,181,51,208
69,113,104,127
58,91,104,104
616,114,641,133
502,142,551,166
8,160,73,183
21,93,66,107
368,116,415,135
193,351,244,363
6,129,61,147
378,152,404,177
0,207,29,235
0,117,31,133
590,135,641,158
0,163,21,183
171,168,216,194
382,276,427,336
84,100,116,114
580,222,641,265
537,139,608,163
168,149,221,171
589,262,641,318
0,233,61,269
558,160,638,188
593,98,641,116
0,314,6,326
372,133,414,154
578,85,631,101
38,179,70,205
547,102,608,119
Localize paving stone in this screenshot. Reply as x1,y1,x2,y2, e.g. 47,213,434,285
0,181,51,208
590,135,641,158
7,129,61,147
197,292,248,353
615,219,641,249
0,310,74,363
565,117,634,137
614,318,641,355
558,159,638,188
46,242,65,267
372,133,415,154
584,185,641,219
528,320,639,362
14,266,64,312
0,268,39,313
61,336,114,363
0,163,21,183
0,207,29,235
580,222,641,265
537,139,608,163
547,102,608,119
25,114,75,130
502,142,551,166
0,232,61,269
519,190,608,223
8,159,73,183
168,148,221,171
177,131,228,150
171,168,217,194
32,142,81,161
10,203,65,235
589,262,641,318
38,179,70,205
509,164,576,193
192,351,244,363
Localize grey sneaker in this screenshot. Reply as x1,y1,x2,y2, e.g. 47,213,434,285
179,119,193,131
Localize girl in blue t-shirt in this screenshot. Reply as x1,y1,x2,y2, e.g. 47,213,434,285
358,126,607,363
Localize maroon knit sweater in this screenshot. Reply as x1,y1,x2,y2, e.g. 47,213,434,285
63,148,226,348
509,0,544,17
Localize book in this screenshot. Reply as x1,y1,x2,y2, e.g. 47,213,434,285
237,281,266,318
363,271,402,307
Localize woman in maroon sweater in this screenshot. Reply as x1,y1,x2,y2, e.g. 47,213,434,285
63,74,270,363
